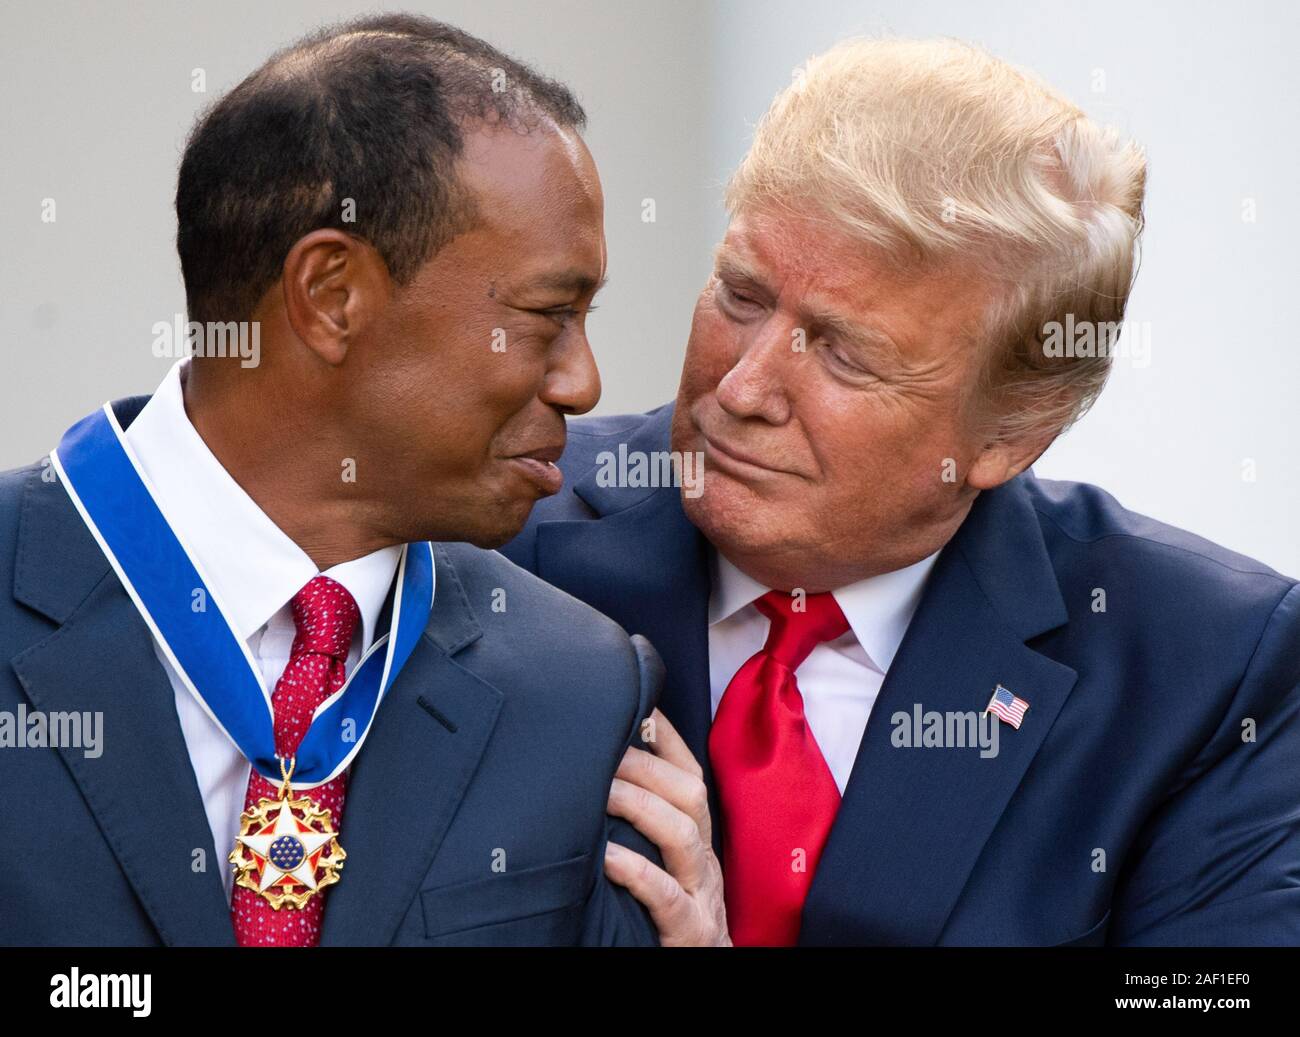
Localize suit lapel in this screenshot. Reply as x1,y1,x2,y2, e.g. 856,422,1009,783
320,544,503,946
18,402,507,947
539,491,713,771
533,410,715,788
800,477,1078,945
11,463,235,946
519,408,1081,945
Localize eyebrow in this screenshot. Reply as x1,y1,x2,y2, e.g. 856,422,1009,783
714,246,901,358
520,270,609,298
714,248,763,288
809,308,902,358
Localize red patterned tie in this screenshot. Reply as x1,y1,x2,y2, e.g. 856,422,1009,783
231,575,360,947
709,589,849,946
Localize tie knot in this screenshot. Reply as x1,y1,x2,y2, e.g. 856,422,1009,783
754,589,849,670
290,575,360,660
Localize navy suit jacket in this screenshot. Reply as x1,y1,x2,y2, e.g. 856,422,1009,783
0,396,663,946
502,404,1300,946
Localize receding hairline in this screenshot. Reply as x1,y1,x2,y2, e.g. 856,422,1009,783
258,24,584,132
175,13,590,325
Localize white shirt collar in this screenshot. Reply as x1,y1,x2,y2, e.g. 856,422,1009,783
123,359,402,647
709,547,941,674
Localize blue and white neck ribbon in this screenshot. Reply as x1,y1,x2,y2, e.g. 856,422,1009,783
49,402,435,789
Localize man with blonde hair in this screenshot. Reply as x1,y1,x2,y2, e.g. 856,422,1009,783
505,37,1300,945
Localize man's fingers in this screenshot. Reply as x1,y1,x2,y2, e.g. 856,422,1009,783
615,745,712,838
637,708,703,778
607,775,708,889
604,840,692,939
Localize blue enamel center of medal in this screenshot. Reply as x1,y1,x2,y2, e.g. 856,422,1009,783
269,834,305,870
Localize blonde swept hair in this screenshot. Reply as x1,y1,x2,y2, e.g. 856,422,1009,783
727,37,1148,443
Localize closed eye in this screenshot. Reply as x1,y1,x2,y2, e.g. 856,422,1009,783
820,340,876,379
535,304,599,323
716,280,763,314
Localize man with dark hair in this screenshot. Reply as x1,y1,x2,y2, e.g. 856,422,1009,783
176,14,587,329
0,14,663,946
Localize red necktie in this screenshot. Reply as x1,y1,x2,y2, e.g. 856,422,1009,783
231,575,359,947
709,589,849,946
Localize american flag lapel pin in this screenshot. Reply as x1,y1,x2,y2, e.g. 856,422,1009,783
985,684,1029,729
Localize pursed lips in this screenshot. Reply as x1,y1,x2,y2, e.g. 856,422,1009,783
504,440,565,494
507,442,564,465
699,429,794,476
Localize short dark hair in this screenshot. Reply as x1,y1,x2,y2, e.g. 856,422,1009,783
176,13,586,324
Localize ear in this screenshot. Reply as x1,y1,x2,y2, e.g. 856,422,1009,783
280,229,390,367
966,426,1059,491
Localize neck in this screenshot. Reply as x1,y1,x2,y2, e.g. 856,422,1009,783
182,361,402,571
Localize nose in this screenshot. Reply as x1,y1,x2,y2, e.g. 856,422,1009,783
541,327,602,416
714,316,793,425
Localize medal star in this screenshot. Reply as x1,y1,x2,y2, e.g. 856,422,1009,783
236,799,335,893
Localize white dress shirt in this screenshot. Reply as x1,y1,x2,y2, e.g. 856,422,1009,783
124,359,402,899
708,549,940,794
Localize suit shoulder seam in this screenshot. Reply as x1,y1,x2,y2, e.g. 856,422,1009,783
1031,504,1294,589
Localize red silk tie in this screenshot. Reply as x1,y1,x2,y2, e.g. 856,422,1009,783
709,589,849,946
231,575,360,947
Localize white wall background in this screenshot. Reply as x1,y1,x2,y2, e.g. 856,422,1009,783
3,1,1296,576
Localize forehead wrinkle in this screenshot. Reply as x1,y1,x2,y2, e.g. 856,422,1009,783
718,229,859,303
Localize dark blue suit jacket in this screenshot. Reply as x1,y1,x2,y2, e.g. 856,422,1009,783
502,404,1300,946
0,396,662,946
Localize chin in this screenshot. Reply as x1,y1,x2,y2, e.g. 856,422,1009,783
405,488,535,550
682,477,788,558
462,525,517,550
460,498,537,549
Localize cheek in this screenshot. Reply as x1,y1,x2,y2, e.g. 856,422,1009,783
375,338,540,476
680,304,739,397
446,317,548,403
804,402,928,497
815,405,966,520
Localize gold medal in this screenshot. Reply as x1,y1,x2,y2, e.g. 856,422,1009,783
229,757,346,910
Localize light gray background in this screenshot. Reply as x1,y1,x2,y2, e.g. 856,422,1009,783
3,1,1296,576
